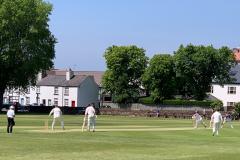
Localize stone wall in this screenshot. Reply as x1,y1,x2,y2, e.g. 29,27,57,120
99,108,213,119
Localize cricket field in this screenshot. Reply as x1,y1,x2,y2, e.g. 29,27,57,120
0,115,240,160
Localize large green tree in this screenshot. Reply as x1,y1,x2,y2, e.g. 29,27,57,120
0,0,56,107
142,54,176,103
174,44,235,100
102,45,148,103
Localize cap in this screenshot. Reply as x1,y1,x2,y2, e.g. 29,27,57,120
10,106,14,109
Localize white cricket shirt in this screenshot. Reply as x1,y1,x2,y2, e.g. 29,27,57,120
7,109,15,118
211,111,222,123
49,107,62,118
85,106,95,117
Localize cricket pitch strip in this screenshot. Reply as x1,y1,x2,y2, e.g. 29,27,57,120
23,126,208,133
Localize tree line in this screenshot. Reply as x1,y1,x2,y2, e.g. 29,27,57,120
102,45,236,103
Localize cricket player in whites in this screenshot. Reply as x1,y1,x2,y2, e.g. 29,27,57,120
49,105,65,131
210,108,223,136
192,111,207,128
84,103,97,132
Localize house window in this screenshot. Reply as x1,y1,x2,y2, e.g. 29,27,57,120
3,97,8,104
48,99,52,106
36,86,40,93
21,98,24,105
42,99,46,106
104,96,112,102
54,98,58,106
227,102,235,107
64,99,69,106
9,96,13,103
26,87,30,94
26,97,30,105
64,87,69,96
227,87,236,94
54,87,59,95
210,86,213,93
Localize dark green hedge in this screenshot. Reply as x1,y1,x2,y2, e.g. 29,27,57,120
139,97,213,107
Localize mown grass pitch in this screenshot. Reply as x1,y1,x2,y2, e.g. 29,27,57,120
0,115,240,160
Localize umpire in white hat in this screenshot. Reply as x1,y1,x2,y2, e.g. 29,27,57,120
7,106,15,133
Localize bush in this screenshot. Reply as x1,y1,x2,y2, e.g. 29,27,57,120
138,97,153,104
234,102,240,113
210,100,223,111
233,102,240,119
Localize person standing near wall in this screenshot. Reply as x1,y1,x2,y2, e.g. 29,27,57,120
7,106,15,134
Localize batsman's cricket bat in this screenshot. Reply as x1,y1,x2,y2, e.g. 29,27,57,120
82,117,86,132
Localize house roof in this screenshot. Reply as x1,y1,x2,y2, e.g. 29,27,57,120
229,64,240,84
46,69,104,86
211,64,240,85
74,71,104,86
37,75,88,87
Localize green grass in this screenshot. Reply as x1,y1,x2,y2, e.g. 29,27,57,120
0,115,240,160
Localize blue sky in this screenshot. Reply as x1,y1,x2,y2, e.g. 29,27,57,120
47,0,240,71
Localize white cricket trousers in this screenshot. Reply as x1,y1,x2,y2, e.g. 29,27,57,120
52,117,64,130
213,122,221,136
87,116,96,131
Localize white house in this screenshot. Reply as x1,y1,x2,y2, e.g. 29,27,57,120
210,48,240,110
3,69,100,107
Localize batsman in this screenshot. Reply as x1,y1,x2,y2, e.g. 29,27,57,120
84,103,97,132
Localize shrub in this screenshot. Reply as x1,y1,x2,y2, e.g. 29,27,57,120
233,102,240,119
234,102,240,113
210,100,223,111
138,97,153,104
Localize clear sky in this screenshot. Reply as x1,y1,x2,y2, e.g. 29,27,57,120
47,0,240,71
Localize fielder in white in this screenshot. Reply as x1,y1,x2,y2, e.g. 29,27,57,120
192,111,207,128
7,106,15,133
85,103,97,132
49,106,65,130
210,109,223,136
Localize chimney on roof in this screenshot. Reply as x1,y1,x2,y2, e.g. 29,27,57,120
37,72,42,82
233,48,240,63
66,68,74,80
37,70,46,82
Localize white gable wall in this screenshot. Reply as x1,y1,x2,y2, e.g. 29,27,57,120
211,84,240,107
39,86,78,107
